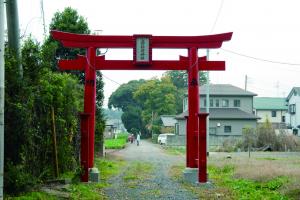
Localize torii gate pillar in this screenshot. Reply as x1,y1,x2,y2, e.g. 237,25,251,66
187,47,199,168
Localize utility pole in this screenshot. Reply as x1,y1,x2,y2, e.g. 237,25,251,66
6,0,22,78
40,0,46,38
245,75,248,91
206,49,210,155
0,0,5,198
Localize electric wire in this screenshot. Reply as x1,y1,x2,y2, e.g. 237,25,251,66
84,54,122,85
221,48,300,66
210,0,224,34
102,74,122,85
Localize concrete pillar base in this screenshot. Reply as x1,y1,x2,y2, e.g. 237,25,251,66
183,168,211,185
183,168,198,184
89,167,100,183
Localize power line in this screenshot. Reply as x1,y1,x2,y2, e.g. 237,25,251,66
102,74,122,85
210,0,224,34
221,48,300,66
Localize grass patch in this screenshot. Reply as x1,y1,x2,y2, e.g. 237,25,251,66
123,162,154,188
69,183,106,200
95,156,126,182
170,164,291,199
6,191,57,200
68,157,125,199
162,146,186,156
104,138,127,149
10,157,125,200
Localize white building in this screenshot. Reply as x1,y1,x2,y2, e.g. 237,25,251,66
253,97,287,129
286,87,300,135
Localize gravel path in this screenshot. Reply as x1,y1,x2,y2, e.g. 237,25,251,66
104,140,198,200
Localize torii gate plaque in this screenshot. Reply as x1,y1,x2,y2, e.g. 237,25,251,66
51,30,232,183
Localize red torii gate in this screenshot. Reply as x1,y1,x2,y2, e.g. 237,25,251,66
51,30,232,183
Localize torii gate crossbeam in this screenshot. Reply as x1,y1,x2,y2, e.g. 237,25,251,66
51,30,232,183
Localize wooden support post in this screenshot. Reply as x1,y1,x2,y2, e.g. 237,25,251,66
51,106,59,178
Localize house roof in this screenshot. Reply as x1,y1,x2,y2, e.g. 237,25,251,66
176,108,259,120
160,115,177,126
106,119,122,126
287,87,300,100
254,97,288,110
198,84,257,96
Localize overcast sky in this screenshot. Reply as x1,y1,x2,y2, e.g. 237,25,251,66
9,0,300,107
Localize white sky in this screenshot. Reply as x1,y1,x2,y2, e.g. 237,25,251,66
10,0,300,107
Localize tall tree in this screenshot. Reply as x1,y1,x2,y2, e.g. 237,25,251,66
4,38,83,194
164,70,207,89
108,80,145,134
44,7,106,155
164,70,207,114
133,77,177,134
108,79,145,111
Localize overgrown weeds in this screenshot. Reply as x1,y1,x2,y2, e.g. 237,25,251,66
170,152,300,199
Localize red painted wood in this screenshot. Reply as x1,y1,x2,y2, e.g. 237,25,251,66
187,47,199,168
51,30,232,49
198,113,209,183
84,48,97,170
80,113,90,182
58,55,86,71
58,55,225,71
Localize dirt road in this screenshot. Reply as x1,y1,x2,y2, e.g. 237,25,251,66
104,140,197,200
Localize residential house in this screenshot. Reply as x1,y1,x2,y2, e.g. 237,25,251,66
104,119,126,139
176,84,259,147
286,87,300,135
253,97,288,129
160,115,178,133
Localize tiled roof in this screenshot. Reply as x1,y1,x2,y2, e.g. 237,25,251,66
199,84,257,96
254,97,288,110
176,108,259,120
160,115,177,126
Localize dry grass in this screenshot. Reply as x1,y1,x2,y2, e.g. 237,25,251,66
169,152,300,199
208,152,300,182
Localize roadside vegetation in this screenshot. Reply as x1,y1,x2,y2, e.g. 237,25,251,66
104,133,128,149
170,153,300,199
219,119,300,153
9,156,126,199
4,7,105,197
161,146,186,155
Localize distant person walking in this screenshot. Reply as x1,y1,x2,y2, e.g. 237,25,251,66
136,133,141,146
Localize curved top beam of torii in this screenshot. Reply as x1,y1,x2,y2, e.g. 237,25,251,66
51,30,232,49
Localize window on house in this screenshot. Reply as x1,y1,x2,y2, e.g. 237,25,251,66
234,99,241,107
282,116,285,123
222,99,229,107
175,123,179,135
224,126,231,133
271,110,277,117
289,104,296,114
204,99,206,107
215,99,219,107
210,99,213,107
